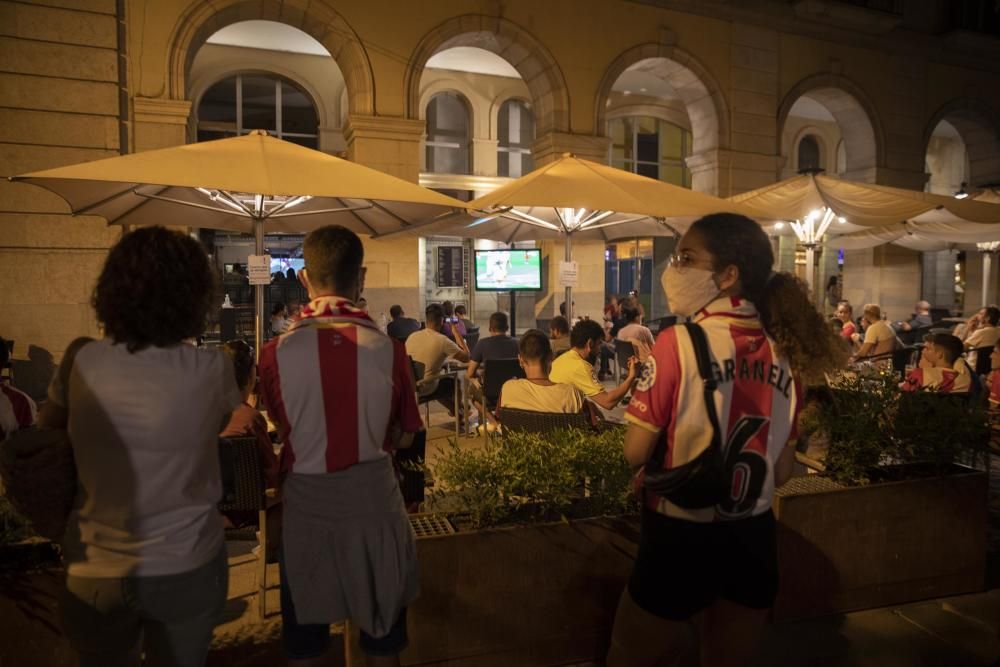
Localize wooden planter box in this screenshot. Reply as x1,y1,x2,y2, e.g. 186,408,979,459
773,466,987,620
394,515,640,667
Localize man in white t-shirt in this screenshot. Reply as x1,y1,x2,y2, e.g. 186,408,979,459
965,307,1000,367
406,303,470,411
500,329,584,414
852,303,897,361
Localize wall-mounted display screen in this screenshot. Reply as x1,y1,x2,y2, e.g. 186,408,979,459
474,248,542,291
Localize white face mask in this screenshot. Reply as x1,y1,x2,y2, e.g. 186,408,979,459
662,265,721,317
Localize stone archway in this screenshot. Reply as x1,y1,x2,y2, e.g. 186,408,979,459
404,15,571,135
595,43,728,155
777,74,885,182
924,98,1000,187
166,0,375,116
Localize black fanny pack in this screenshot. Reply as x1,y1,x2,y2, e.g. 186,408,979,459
642,322,728,509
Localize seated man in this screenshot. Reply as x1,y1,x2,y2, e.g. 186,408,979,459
894,300,933,333
386,304,421,341
499,330,584,414
549,315,571,356
0,337,35,441
466,312,520,382
965,306,1000,368
466,312,520,419
851,303,896,361
406,303,470,412
901,333,971,394
550,319,637,412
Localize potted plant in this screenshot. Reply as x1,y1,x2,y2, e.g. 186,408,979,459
774,368,989,620
390,426,640,667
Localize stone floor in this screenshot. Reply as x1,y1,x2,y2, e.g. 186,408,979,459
200,403,1000,666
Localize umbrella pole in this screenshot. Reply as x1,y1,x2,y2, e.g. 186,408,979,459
804,245,816,298
254,216,264,359
565,234,573,323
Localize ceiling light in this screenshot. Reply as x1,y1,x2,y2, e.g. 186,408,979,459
955,182,969,199
774,221,785,229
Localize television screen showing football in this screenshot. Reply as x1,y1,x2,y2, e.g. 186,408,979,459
474,248,542,291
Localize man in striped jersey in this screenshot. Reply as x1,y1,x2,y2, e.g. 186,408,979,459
0,337,35,441
258,226,422,666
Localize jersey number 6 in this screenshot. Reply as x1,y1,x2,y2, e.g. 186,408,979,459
718,415,769,518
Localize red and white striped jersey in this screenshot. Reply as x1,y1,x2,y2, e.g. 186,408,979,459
258,297,423,475
626,297,802,522
0,382,36,441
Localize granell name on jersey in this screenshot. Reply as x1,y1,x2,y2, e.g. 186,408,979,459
710,357,793,399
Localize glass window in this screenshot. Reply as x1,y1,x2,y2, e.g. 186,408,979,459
607,116,691,187
425,93,471,175
196,74,318,148
798,135,821,172
498,99,535,178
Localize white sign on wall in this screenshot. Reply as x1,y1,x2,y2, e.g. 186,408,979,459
558,260,579,288
247,254,272,285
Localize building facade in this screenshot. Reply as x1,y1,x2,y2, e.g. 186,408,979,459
2,0,1000,374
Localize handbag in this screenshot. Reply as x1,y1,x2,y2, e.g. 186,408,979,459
0,338,89,541
642,322,728,509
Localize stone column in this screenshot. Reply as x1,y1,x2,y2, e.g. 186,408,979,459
133,97,190,152
472,137,499,177
343,115,427,321
650,237,676,319
344,115,425,183
531,132,611,166
686,149,783,197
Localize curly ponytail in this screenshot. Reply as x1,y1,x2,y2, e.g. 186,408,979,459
689,213,847,384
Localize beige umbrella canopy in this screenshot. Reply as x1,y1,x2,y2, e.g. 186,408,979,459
727,171,1000,250
386,153,758,320
728,171,1000,288
10,130,468,352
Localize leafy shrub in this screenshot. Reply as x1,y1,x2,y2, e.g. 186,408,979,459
0,495,33,545
428,427,636,529
811,367,988,485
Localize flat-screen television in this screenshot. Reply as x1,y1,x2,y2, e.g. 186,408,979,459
474,248,542,291
269,257,305,274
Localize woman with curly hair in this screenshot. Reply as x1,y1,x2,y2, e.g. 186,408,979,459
607,213,845,667
38,226,243,667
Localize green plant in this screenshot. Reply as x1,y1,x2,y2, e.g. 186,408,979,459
428,427,636,529
0,495,34,545
809,367,988,485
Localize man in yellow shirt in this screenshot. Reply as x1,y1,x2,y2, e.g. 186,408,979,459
550,320,637,411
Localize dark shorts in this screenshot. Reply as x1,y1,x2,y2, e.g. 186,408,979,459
279,548,408,659
628,507,778,621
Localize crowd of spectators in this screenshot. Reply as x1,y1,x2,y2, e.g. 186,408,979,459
10,217,1000,667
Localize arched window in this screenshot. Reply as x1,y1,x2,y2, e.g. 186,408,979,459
609,116,691,186
498,99,535,178
798,135,821,172
425,93,471,175
197,73,319,148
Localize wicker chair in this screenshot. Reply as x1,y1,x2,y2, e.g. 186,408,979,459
496,407,590,434
218,436,270,619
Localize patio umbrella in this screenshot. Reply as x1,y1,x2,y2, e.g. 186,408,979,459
727,171,1000,287
9,130,468,353
379,153,758,321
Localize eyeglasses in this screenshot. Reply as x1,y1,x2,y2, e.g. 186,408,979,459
668,252,714,272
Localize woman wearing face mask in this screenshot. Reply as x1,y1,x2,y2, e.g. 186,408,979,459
606,213,845,667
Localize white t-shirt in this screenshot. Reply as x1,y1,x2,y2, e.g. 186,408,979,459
863,319,896,356
499,379,585,414
617,323,655,347
405,328,461,396
49,340,242,577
